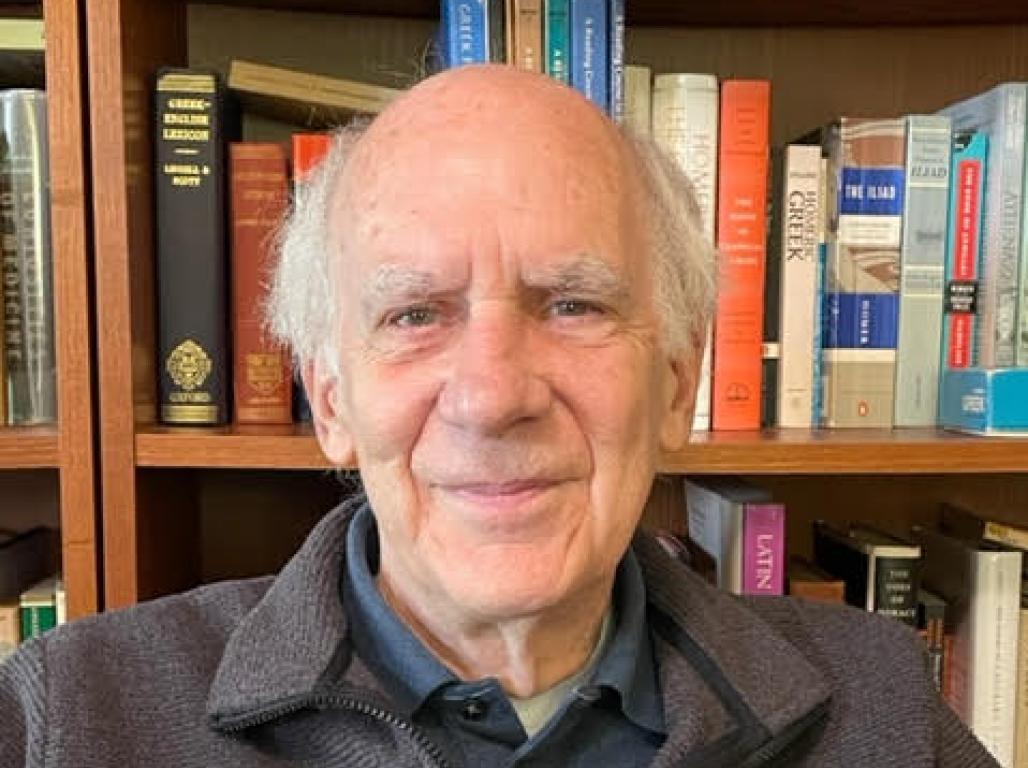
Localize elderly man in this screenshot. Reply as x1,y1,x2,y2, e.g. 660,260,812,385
0,65,997,767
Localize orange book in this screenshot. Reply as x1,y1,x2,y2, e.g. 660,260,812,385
292,133,332,182
229,142,293,424
712,80,771,431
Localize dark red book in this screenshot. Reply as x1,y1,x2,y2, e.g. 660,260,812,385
230,142,292,424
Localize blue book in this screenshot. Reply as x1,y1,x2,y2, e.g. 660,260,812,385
441,0,489,68
546,0,570,83
570,0,608,112
939,82,1028,368
608,0,625,120
823,293,900,349
940,368,1028,434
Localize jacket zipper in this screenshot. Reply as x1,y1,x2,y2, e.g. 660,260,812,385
737,699,830,768
213,693,450,768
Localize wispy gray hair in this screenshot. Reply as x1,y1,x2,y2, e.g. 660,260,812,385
266,120,716,375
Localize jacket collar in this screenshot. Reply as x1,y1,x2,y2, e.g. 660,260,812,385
207,498,829,750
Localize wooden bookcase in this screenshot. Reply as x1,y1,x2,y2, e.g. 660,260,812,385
84,0,1028,611
0,0,98,620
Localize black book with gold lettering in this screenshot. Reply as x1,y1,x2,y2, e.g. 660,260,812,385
154,69,237,424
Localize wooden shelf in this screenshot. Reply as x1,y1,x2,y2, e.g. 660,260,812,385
183,0,1028,26
135,424,333,469
134,425,1028,475
665,429,1028,475
0,425,59,468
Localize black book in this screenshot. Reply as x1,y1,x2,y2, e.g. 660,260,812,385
154,69,237,425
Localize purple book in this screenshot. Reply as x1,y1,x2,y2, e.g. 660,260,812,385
743,503,786,595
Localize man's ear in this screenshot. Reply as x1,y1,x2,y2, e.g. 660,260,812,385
301,357,357,467
658,344,700,453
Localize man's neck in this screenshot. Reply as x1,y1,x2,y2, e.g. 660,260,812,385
376,570,614,698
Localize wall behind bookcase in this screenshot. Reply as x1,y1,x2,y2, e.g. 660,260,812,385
169,4,1028,584
0,471,59,531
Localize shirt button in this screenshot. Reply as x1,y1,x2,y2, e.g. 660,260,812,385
461,699,488,721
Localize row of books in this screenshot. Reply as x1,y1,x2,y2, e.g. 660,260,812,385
628,69,1028,434
679,476,1027,767
156,67,347,426
438,0,625,118
0,87,56,427
0,526,64,660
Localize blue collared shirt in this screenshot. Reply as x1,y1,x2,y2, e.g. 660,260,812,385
343,505,666,767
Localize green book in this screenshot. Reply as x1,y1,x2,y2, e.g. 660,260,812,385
19,575,57,640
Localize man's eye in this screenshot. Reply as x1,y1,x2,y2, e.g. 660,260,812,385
551,299,602,318
388,306,438,328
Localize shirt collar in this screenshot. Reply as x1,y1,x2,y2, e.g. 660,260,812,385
343,504,665,734
589,547,665,735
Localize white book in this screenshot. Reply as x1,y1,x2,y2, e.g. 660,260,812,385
652,73,718,431
916,526,1022,767
894,115,951,426
684,477,770,594
776,145,822,427
623,65,652,136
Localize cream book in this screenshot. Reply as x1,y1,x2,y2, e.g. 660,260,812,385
227,59,402,127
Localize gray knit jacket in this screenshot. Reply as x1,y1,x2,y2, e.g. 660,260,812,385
0,499,1000,767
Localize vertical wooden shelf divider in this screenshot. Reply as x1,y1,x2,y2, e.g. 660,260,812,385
85,0,189,610
42,0,98,619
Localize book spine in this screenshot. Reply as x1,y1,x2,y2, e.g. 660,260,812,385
488,0,506,63
742,503,785,596
0,602,18,661
569,0,608,113
651,74,719,430
19,601,54,641
968,550,1021,767
942,133,988,371
1015,605,1028,768
684,480,743,593
0,90,55,425
622,65,651,136
940,83,1026,368
871,554,920,626
155,70,231,425
894,115,951,426
544,0,569,82
608,0,625,121
812,159,829,425
821,117,905,428
443,0,489,67
230,143,293,425
777,144,821,427
512,0,542,71
713,80,770,431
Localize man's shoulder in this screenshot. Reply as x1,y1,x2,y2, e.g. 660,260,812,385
32,575,275,689
741,594,930,690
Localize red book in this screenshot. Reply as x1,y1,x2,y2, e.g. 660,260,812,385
229,142,293,424
292,133,333,183
944,135,986,369
712,80,771,431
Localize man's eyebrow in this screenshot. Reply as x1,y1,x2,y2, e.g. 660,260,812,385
360,265,438,315
523,257,629,298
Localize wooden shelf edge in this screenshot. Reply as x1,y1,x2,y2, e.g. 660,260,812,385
134,426,1028,475
135,425,334,470
0,425,59,468
662,429,1028,475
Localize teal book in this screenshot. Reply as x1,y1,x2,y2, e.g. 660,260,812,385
545,0,569,83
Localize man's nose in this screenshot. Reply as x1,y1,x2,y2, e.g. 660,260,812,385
436,309,551,434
